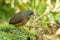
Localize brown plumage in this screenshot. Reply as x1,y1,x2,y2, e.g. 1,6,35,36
9,10,34,27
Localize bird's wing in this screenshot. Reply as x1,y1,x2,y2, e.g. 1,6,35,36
9,13,23,24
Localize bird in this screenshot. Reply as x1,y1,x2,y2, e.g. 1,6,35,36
9,10,34,27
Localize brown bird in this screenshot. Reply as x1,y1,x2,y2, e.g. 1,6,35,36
9,10,34,27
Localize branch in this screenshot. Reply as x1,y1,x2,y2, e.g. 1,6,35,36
32,6,52,26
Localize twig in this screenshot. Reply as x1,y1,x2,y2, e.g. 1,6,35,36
32,6,53,26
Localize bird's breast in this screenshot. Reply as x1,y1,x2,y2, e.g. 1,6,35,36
14,17,29,27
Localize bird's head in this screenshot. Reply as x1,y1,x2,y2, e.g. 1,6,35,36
24,10,34,17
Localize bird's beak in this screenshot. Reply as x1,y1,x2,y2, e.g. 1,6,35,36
32,14,36,16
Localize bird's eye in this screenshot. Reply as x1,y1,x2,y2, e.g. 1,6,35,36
30,13,33,15
30,12,34,15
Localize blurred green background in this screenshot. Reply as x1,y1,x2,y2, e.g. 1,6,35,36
0,0,60,40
